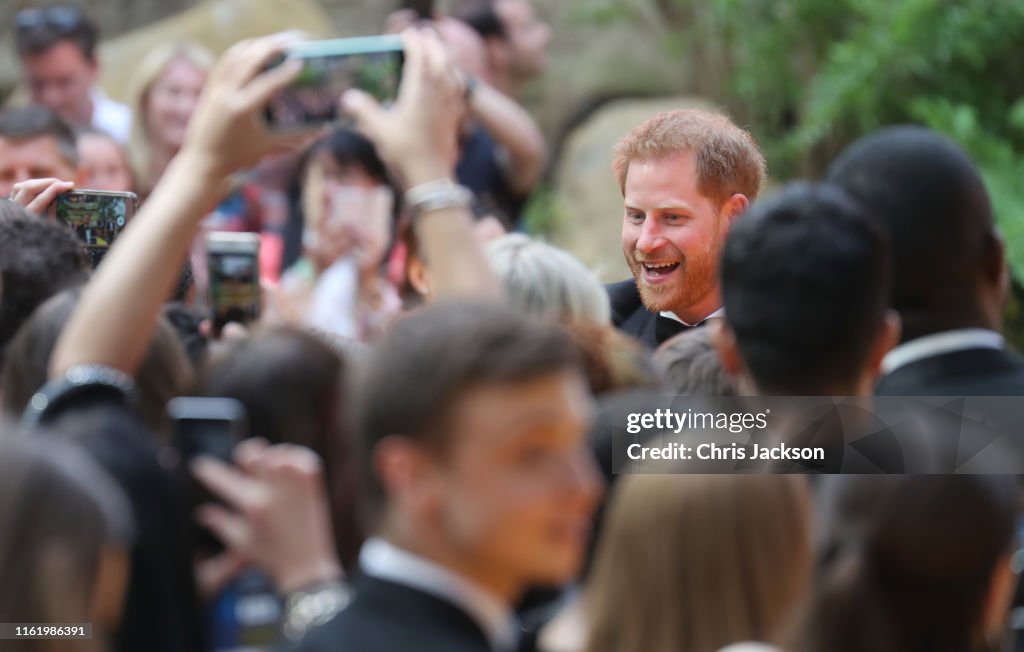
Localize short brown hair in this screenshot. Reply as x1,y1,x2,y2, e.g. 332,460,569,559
612,108,767,205
355,301,583,523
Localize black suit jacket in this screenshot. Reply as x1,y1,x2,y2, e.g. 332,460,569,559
607,279,691,349
875,347,1024,396
293,574,493,652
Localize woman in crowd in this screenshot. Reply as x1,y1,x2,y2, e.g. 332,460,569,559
485,233,610,326
550,475,813,652
794,475,1018,652
0,435,133,652
2,288,194,441
278,127,401,341
77,128,136,193
127,41,212,196
198,325,363,569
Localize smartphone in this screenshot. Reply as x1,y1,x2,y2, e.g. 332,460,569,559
55,189,138,268
264,35,404,130
206,232,261,336
168,396,247,555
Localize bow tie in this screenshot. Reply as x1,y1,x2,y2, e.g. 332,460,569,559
655,314,691,345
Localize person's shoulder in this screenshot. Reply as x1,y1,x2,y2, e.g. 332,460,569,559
606,279,643,326
91,89,132,143
292,576,491,652
877,346,1024,396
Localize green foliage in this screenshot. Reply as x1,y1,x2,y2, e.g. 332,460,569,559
521,184,561,237
653,0,1024,342
664,0,1024,268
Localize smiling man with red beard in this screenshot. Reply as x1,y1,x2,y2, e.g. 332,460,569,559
606,109,767,348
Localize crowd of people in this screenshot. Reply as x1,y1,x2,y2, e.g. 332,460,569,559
2,2,1024,652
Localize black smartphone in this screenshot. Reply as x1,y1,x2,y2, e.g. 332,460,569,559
264,35,404,130
55,189,138,268
206,232,261,336
168,396,247,554
168,396,247,464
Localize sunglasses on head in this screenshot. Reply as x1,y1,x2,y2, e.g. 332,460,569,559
15,5,87,34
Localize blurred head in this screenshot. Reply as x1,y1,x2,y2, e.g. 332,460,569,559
614,109,765,322
15,5,99,128
495,0,552,81
0,106,81,197
565,322,661,396
586,475,813,652
717,182,898,396
825,126,1006,341
655,327,736,396
128,43,212,186
198,326,362,566
358,301,602,599
2,288,192,440
486,233,611,325
284,127,395,274
76,128,134,193
452,0,551,90
0,206,89,370
797,475,1018,652
0,433,133,649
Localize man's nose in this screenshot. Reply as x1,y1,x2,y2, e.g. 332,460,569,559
636,219,667,254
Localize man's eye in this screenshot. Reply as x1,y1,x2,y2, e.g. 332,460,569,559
626,212,644,223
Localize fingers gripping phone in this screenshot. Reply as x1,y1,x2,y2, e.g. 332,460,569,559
264,35,405,130
55,189,138,268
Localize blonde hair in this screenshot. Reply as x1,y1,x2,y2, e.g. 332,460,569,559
127,41,214,192
584,475,812,652
612,108,767,205
486,234,611,325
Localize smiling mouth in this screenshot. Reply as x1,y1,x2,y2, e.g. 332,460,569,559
641,262,681,278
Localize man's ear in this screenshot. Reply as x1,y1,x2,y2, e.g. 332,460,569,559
867,309,902,379
981,552,1016,643
721,193,750,228
711,319,744,377
373,435,437,512
984,230,1009,304
84,55,100,85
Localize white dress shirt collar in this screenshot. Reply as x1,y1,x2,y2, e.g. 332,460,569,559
359,537,519,652
881,328,1005,375
660,306,725,327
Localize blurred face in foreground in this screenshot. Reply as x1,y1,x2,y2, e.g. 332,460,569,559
419,368,602,598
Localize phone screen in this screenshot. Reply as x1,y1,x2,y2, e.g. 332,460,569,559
55,190,138,268
207,241,261,334
265,36,404,129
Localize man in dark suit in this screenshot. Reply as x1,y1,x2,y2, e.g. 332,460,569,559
294,301,602,652
826,126,1024,396
714,182,899,397
607,108,766,348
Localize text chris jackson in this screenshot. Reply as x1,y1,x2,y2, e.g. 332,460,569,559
624,408,826,462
